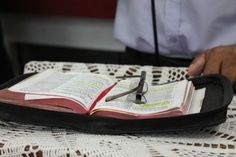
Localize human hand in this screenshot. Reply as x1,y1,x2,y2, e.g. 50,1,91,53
188,44,236,90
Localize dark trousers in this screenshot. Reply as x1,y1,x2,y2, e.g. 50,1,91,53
119,47,193,67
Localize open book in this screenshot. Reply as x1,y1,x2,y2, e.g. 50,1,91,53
0,69,205,119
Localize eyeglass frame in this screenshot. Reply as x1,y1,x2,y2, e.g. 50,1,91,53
105,71,148,104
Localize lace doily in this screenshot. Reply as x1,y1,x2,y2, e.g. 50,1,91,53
0,61,235,157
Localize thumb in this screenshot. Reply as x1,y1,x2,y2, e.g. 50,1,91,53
188,53,206,76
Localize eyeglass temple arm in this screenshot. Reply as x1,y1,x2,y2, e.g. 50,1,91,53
116,75,141,79
105,86,139,102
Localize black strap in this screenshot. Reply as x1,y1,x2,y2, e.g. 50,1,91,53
151,0,160,64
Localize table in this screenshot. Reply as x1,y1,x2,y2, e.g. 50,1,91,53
0,61,235,157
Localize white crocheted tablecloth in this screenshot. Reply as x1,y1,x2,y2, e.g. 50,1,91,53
0,61,235,157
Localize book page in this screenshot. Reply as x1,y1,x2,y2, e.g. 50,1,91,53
189,88,206,114
9,69,114,109
92,79,190,115
25,94,63,100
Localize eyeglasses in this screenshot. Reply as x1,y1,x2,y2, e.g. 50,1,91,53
105,71,148,104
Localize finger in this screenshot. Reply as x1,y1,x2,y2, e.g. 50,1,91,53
221,63,236,93
203,50,222,75
221,61,236,83
188,53,206,76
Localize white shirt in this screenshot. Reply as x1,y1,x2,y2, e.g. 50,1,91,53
114,0,236,58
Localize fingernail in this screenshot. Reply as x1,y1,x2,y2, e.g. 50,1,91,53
188,64,195,75
188,63,195,71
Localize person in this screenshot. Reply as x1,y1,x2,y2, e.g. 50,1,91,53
114,0,236,90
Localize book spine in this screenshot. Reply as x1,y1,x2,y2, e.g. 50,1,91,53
88,83,117,113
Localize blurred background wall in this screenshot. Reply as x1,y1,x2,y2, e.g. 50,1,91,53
0,0,125,76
